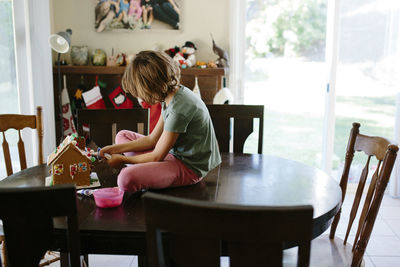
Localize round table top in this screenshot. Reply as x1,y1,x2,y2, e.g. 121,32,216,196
0,152,342,250
161,153,342,239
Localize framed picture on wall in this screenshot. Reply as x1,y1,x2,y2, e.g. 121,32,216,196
95,0,181,32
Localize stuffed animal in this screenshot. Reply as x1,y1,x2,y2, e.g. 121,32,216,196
181,41,197,67
173,41,197,68
164,46,180,58
173,52,188,68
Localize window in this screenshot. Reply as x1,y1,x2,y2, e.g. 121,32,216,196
0,0,20,178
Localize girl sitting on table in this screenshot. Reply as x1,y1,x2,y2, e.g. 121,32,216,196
100,50,221,192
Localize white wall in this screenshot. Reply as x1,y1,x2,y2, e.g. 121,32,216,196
50,0,230,63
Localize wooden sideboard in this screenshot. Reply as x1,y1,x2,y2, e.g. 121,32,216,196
52,66,225,140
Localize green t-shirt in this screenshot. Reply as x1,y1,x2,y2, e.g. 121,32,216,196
162,86,221,177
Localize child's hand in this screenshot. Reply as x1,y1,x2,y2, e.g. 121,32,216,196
106,154,126,169
100,145,116,158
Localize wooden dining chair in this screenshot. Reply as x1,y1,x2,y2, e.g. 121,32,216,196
143,192,313,267
77,108,149,148
0,106,43,177
285,122,399,267
0,106,45,266
206,104,264,153
0,185,82,267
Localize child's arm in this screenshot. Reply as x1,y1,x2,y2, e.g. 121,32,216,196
107,130,178,167
100,115,164,156
113,0,120,14
168,0,179,14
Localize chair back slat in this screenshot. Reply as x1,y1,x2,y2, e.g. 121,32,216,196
2,132,12,176
0,114,36,131
0,185,81,267
329,123,360,239
343,156,370,243
0,107,43,177
37,106,44,164
17,130,27,170
144,192,313,267
353,161,381,250
355,134,390,160
211,116,230,153
258,114,264,154
206,104,264,153
352,144,398,266
77,108,149,148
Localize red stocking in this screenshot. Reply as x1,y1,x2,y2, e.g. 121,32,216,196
82,86,106,109
140,101,161,134
108,86,134,109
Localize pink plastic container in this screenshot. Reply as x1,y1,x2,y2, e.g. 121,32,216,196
93,187,124,208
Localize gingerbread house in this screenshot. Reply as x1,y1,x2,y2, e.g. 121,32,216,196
47,135,94,186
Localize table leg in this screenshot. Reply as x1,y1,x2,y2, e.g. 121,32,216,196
138,255,147,267
83,254,89,266
60,252,68,267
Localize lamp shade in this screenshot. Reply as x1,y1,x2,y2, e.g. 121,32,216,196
49,29,72,53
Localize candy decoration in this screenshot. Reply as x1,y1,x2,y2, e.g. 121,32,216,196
70,164,77,179
54,164,64,175
78,162,88,172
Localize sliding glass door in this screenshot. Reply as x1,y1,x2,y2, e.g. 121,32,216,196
243,0,329,168
333,0,399,181
242,0,399,179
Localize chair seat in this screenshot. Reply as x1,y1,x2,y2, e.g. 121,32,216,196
283,235,365,267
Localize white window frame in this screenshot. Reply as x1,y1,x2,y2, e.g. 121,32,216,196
229,0,246,104
321,0,341,174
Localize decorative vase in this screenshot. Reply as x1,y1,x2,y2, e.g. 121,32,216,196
92,49,107,66
71,46,89,66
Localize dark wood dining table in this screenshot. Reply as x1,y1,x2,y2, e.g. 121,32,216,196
0,152,341,266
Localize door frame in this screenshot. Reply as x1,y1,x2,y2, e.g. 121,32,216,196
321,0,341,174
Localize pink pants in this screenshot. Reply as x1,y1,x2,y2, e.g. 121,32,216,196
115,130,202,192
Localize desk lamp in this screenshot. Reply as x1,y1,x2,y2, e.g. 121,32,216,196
48,29,72,141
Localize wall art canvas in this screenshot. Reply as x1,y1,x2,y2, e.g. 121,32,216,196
95,0,181,32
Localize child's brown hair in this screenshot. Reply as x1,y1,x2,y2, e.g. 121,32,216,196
122,50,181,105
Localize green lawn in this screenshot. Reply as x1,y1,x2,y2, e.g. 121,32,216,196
244,95,396,178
